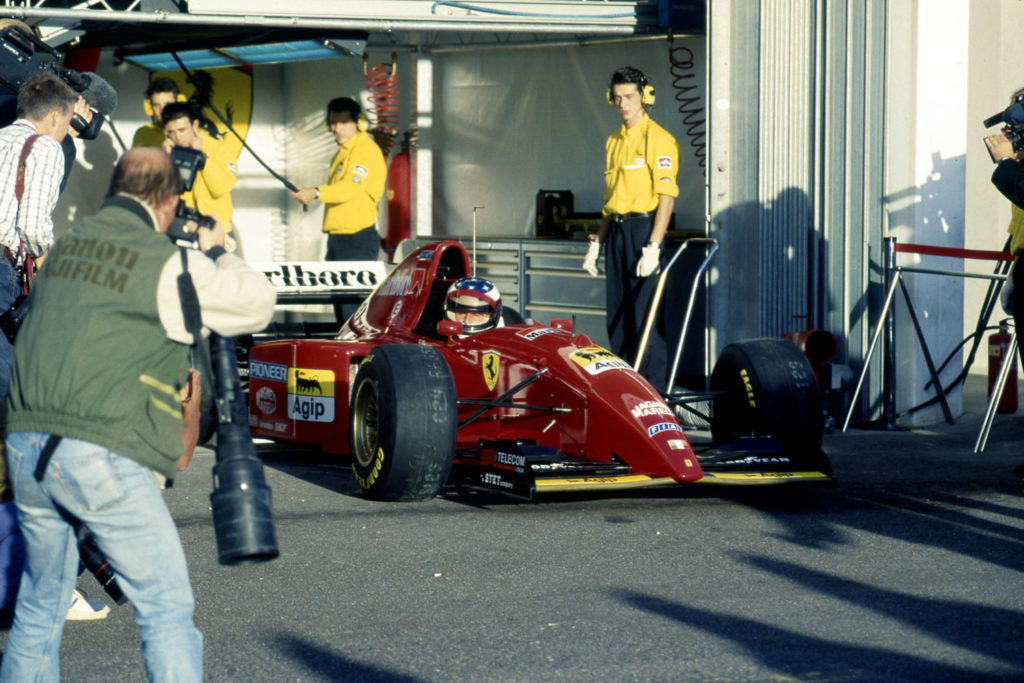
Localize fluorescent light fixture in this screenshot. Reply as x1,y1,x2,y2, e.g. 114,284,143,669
123,38,367,71
125,49,235,72
223,38,366,63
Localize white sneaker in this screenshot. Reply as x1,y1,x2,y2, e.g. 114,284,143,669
67,587,110,621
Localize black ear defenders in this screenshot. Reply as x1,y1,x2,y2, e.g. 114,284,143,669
606,67,655,107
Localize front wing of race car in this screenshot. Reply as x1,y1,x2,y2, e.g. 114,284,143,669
450,438,833,500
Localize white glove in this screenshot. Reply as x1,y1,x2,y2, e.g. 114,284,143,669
582,240,601,277
1002,271,1015,315
636,243,661,277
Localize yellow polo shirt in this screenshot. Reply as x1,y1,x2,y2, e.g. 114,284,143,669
602,113,679,216
319,130,387,235
1009,203,1024,256
131,122,165,149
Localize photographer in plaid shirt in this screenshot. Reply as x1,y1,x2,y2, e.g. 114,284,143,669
0,73,77,396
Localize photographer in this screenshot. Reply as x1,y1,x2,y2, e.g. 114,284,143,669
0,147,275,681
132,77,180,150
986,114,1024,339
0,20,103,195
0,73,76,394
161,102,241,253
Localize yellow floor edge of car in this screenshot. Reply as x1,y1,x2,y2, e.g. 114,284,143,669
695,471,832,485
534,475,678,492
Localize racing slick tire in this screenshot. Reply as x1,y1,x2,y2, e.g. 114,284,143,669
709,337,824,452
349,344,457,501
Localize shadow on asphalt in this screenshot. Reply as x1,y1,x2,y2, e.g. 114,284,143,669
617,589,1023,682
273,634,424,682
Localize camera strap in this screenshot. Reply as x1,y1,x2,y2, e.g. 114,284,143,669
32,434,61,482
176,248,204,343
176,247,216,421
13,132,39,293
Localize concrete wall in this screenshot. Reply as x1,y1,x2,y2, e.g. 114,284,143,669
883,0,971,425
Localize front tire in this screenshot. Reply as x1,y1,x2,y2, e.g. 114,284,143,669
349,345,456,501
710,338,823,452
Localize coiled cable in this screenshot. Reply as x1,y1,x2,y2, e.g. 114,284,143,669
668,43,706,175
364,54,399,156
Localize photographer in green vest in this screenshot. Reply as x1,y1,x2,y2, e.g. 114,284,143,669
0,147,275,681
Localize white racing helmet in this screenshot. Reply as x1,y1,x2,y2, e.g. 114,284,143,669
444,277,502,334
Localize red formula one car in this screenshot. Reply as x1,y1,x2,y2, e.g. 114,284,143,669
247,240,832,501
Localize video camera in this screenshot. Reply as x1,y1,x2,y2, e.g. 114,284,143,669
0,25,118,139
167,145,213,247
983,93,1024,156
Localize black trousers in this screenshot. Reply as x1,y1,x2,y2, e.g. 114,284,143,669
605,215,668,392
326,227,381,322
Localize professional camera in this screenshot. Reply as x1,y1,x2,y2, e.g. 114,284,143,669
0,25,118,138
983,93,1024,130
0,293,30,344
207,333,279,565
170,145,206,192
166,145,214,247
174,254,278,565
984,93,1024,158
166,206,212,249
1002,128,1024,156
77,527,127,605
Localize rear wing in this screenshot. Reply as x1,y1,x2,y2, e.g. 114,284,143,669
251,261,391,305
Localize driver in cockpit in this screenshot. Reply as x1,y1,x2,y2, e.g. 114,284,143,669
444,277,504,334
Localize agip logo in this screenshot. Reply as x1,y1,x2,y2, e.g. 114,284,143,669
569,346,631,375
287,368,335,422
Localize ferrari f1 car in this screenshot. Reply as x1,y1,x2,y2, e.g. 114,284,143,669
247,240,832,501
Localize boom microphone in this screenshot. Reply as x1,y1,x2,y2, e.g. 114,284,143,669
75,71,118,116
983,95,1024,129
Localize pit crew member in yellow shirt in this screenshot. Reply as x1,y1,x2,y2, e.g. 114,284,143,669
292,96,386,321
582,66,679,392
160,101,241,253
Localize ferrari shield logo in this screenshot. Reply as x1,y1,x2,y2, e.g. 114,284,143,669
482,351,500,392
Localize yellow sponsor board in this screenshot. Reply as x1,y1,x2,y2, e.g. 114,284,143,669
288,368,335,397
568,346,631,375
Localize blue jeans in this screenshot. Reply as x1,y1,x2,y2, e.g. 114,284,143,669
0,259,20,398
0,432,203,683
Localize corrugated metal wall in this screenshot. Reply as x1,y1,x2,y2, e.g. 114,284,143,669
758,0,816,335
709,0,887,413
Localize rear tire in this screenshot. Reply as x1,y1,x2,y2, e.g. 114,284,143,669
349,345,456,501
710,338,823,452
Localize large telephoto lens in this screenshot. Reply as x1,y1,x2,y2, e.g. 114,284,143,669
208,333,278,566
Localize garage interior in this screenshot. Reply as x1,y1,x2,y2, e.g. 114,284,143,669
3,2,998,429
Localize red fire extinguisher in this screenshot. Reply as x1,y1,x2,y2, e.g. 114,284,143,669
988,320,1018,414
383,145,410,263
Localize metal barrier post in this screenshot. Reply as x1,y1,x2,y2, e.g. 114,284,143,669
842,260,902,431
883,236,897,428
635,237,718,390
974,330,1017,453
